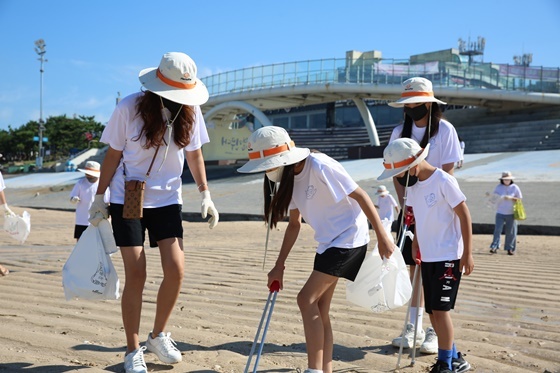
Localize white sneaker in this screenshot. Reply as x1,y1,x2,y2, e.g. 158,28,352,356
124,346,147,373
392,323,425,348
145,331,182,364
420,327,438,354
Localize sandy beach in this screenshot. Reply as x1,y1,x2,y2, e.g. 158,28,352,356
0,206,559,373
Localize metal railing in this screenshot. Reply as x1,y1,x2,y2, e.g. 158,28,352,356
202,58,560,96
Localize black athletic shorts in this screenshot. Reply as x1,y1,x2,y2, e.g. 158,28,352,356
313,244,368,281
421,259,462,314
395,209,416,266
109,204,183,248
74,224,88,240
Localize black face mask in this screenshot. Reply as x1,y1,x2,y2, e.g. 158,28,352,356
161,96,183,117
404,104,429,121
396,171,418,187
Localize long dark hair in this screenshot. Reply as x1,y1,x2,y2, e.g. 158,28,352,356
400,103,443,146
263,164,296,228
134,90,195,148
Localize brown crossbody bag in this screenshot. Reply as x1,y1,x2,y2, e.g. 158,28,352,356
122,145,161,219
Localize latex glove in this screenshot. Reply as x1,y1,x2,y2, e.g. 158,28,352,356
88,194,108,226
70,196,80,204
0,203,15,217
200,190,219,229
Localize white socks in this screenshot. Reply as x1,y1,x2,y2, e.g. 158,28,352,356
409,306,424,330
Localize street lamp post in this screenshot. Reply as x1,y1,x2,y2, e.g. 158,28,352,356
34,39,47,169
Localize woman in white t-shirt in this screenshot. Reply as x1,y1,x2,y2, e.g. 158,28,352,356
238,126,394,373
386,77,462,355
88,53,219,373
489,171,523,255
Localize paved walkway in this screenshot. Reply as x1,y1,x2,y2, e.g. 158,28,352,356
5,150,560,234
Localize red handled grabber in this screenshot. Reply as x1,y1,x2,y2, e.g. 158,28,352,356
244,280,281,373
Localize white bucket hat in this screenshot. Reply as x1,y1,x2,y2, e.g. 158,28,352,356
388,77,447,108
377,138,430,180
237,126,310,173
139,52,209,106
375,185,390,196
78,161,101,178
500,171,515,180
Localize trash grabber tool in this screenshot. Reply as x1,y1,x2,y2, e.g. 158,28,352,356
244,280,280,373
396,262,420,369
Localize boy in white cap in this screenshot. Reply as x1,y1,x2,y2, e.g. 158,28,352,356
70,161,109,240
378,138,473,373
374,185,399,222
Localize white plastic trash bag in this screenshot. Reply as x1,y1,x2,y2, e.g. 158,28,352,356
3,211,31,243
62,224,120,301
346,220,412,313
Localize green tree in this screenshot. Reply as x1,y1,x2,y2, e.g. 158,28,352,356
0,115,105,164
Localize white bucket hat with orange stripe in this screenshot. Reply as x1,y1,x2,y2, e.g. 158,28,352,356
377,138,430,180
78,160,101,178
237,126,310,173
388,77,446,107
139,52,209,106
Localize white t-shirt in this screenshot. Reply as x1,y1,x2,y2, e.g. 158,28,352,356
460,141,465,160
405,169,466,262
0,172,5,192
389,119,462,168
70,178,110,226
493,183,522,215
376,194,398,221
289,153,370,254
100,92,209,207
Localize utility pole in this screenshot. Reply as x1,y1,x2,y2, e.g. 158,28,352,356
34,39,47,169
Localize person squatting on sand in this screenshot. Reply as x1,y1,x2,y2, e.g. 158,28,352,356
378,138,473,373
88,52,219,373
387,77,462,354
237,126,395,373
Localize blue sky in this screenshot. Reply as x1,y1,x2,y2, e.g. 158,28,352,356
1,0,559,131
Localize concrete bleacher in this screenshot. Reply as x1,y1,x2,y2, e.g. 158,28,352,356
287,126,394,159
455,119,560,153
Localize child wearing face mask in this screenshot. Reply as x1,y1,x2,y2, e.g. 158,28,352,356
238,126,394,373
386,77,462,356
70,161,110,240
489,171,523,255
378,138,473,373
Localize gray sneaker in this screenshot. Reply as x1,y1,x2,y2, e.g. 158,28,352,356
124,346,147,373
145,331,182,364
392,323,425,348
420,327,438,354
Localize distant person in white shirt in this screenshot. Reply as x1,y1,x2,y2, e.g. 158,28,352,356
457,136,465,169
374,185,399,222
69,161,109,240
0,171,16,276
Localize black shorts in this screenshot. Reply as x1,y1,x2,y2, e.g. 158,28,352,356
109,204,183,248
74,225,88,240
421,260,462,314
313,244,367,282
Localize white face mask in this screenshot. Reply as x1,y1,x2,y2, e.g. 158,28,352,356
266,167,284,182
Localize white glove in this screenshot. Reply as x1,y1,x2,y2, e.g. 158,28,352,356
201,190,219,229
88,194,109,227
70,196,80,204
0,203,15,217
